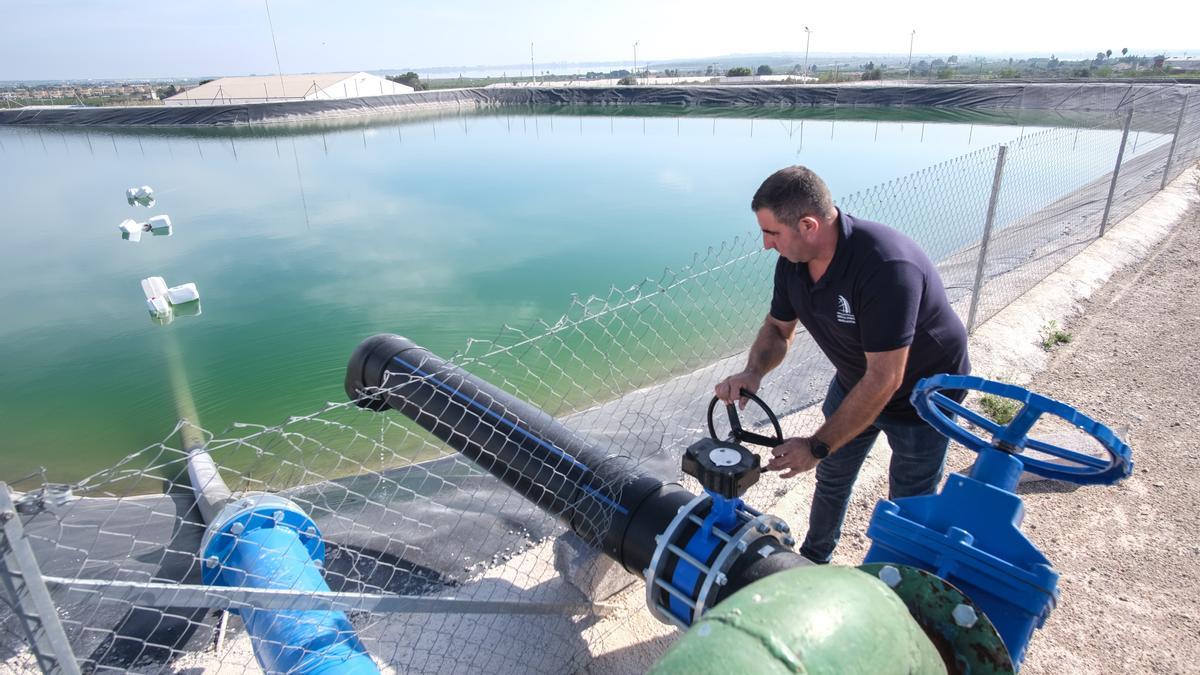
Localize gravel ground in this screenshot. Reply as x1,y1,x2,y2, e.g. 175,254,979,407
1011,180,1200,674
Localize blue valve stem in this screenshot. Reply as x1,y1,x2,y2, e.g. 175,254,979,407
968,447,1025,493
707,493,741,531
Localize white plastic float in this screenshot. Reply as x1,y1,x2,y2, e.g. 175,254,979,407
126,185,155,207
141,276,200,321
119,215,172,242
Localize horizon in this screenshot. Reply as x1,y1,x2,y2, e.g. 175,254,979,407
2,1,1196,81
4,47,1196,85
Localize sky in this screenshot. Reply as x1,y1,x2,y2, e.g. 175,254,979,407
2,0,1196,81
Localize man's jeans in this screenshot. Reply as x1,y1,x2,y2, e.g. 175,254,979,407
798,377,950,564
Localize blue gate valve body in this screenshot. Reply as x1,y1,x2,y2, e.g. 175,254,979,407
864,374,1132,669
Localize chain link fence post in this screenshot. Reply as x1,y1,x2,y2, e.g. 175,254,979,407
1161,92,1191,190
0,484,80,675
966,145,1009,334
1100,108,1134,237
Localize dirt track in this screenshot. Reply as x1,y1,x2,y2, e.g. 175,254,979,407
1010,177,1200,674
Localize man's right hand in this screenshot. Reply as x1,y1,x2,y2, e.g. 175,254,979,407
714,371,763,410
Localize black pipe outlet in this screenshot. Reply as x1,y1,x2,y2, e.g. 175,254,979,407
346,334,697,574
345,334,808,602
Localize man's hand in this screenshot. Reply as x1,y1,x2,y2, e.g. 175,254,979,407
765,437,822,478
714,371,763,409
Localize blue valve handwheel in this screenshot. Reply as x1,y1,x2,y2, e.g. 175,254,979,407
911,374,1132,485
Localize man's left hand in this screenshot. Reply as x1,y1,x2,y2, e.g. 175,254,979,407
765,437,822,478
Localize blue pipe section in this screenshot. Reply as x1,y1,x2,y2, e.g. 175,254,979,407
201,497,378,675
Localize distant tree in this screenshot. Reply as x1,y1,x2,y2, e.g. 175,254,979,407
947,55,958,65
1094,52,1107,65
1121,47,1128,57
726,66,752,77
861,66,882,81
1106,49,1113,59
387,72,427,91
756,64,773,76
197,79,214,86
1153,55,1166,70
705,65,714,75
155,84,177,100
617,76,638,85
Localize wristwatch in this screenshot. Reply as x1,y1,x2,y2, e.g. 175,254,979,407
809,438,831,459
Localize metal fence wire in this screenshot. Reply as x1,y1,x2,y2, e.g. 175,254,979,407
2,85,1198,674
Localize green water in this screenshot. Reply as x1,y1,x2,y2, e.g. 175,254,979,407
0,108,1149,484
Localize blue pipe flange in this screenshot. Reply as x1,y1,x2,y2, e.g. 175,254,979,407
199,493,324,583
911,374,1133,485
644,493,793,628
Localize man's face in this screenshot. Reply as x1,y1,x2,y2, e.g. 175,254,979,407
756,208,811,263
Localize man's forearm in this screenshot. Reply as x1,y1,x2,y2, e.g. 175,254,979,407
745,320,791,377
814,373,896,452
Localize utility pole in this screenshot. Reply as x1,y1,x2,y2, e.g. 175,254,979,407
906,29,916,82
530,42,536,86
633,41,639,83
803,26,812,83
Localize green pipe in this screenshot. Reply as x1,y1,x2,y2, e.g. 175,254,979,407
650,565,946,675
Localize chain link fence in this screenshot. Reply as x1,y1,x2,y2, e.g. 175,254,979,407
2,86,1198,674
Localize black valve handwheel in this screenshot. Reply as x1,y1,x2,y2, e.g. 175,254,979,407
707,388,784,448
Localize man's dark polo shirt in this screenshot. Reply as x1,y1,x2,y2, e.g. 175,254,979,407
769,211,970,420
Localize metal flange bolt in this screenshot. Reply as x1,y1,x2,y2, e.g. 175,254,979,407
878,565,902,588
952,604,979,628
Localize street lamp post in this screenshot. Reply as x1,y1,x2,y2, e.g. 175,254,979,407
906,30,916,82
530,42,536,86
803,26,812,83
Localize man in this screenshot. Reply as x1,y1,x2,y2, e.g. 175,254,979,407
715,165,969,565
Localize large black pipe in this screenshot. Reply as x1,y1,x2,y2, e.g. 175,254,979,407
345,334,697,575
344,334,809,603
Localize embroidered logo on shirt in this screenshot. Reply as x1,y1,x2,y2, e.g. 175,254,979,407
836,295,856,324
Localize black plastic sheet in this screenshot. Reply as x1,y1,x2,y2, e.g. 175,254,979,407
1,82,1193,128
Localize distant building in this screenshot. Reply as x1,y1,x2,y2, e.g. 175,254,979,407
164,72,413,106
1164,56,1200,71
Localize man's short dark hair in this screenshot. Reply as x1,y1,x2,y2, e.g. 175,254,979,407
750,166,835,228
